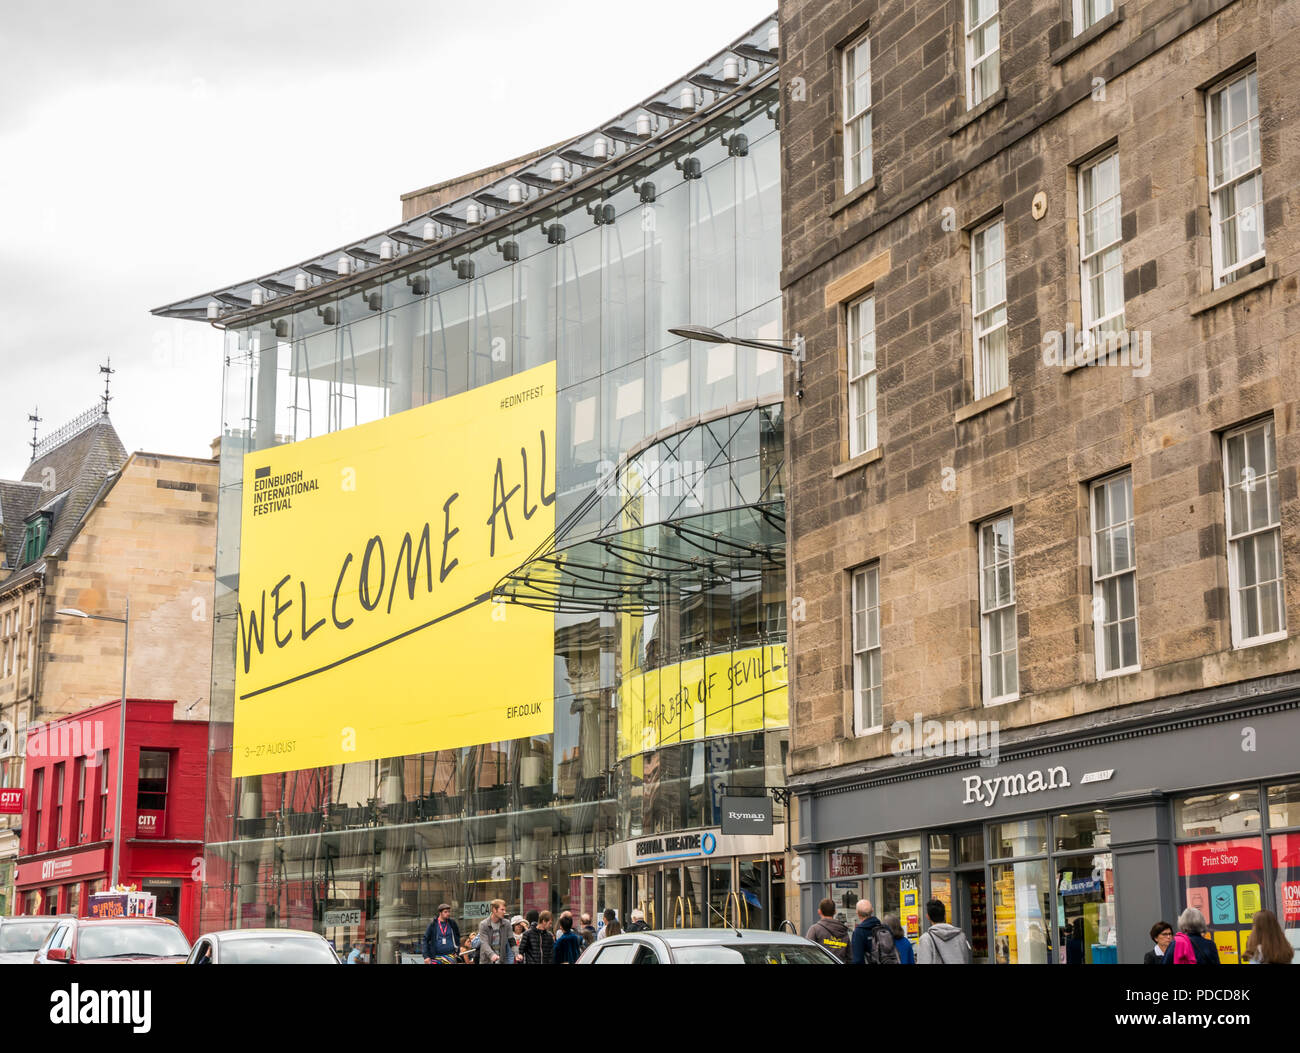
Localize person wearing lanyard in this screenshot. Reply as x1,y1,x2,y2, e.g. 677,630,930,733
424,904,461,964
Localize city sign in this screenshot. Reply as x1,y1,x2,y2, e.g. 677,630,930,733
323,909,362,927
0,788,22,814
233,361,557,776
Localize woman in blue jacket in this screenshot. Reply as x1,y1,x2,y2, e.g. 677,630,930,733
884,914,914,964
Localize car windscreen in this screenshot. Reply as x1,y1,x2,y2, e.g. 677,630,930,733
0,920,57,952
219,938,338,964
77,924,191,960
672,942,839,964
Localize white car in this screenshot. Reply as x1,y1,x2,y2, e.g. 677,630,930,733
0,916,71,964
185,928,341,965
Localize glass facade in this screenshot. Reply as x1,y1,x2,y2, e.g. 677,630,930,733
200,82,785,959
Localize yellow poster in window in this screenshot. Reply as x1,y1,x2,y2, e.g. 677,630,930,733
232,361,556,776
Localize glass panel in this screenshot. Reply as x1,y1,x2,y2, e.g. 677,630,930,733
1056,847,1116,963
708,860,732,928
929,834,952,869
991,860,1051,964
993,818,1047,858
1174,838,1265,964
873,835,922,873
1268,784,1300,828
829,843,869,878
1270,832,1300,959
1176,788,1262,838
956,831,985,864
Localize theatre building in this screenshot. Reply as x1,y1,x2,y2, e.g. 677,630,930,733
154,16,792,956
13,699,208,938
779,0,1300,962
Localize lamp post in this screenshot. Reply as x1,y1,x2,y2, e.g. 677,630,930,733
666,324,804,399
54,599,129,889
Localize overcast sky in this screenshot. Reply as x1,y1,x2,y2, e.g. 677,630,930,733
0,0,773,481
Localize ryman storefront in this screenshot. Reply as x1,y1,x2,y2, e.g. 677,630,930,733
791,684,1300,964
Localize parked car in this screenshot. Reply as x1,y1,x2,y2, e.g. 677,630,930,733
0,916,73,964
185,928,341,964
576,928,842,964
33,917,191,964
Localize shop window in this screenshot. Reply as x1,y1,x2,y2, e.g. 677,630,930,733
1267,783,1300,828
1222,419,1285,647
1054,811,1115,962
1207,68,1265,288
65,883,80,918
929,833,951,869
1176,787,1261,838
141,880,181,926
1174,837,1265,964
993,818,1046,858
956,830,985,864
872,836,921,873
828,843,868,879
992,859,1051,964
1054,809,1111,853
1270,832,1300,956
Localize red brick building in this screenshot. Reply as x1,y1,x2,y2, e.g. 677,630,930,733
12,699,207,939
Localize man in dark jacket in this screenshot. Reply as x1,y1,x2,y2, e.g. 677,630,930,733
805,898,851,963
580,913,598,946
850,899,896,964
519,910,556,964
423,903,461,963
553,913,585,964
625,908,650,932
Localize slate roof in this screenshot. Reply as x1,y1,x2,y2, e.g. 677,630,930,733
0,409,127,583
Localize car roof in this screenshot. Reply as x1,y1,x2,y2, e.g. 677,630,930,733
74,917,180,926
1,914,73,923
204,929,327,941
607,928,814,945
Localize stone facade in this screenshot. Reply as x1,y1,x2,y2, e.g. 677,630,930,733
779,0,1300,777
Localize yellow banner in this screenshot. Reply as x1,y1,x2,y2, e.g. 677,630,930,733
617,644,788,761
233,361,557,776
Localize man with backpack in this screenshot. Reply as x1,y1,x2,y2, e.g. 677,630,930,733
917,898,972,964
805,897,852,963
850,899,899,964
519,909,556,964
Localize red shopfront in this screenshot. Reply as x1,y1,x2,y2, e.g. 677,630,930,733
12,699,207,940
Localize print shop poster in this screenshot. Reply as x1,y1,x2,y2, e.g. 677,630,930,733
1176,838,1265,964
232,361,556,776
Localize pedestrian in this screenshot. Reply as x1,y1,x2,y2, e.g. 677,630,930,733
850,899,896,964
1065,918,1086,965
504,915,527,964
1163,907,1220,965
346,942,366,965
626,907,650,933
916,898,972,964
477,899,511,964
553,913,585,964
580,913,597,947
805,897,851,963
1143,920,1173,965
520,910,556,964
458,934,477,964
424,903,461,964
884,913,914,964
601,907,622,938
1243,908,1294,964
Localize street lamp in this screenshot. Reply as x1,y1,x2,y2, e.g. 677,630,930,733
54,600,130,889
666,324,804,398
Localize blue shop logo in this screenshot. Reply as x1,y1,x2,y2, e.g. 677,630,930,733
702,833,716,855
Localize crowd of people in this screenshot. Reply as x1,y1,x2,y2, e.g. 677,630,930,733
420,900,650,964
803,896,1297,965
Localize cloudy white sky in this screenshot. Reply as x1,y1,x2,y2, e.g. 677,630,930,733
0,0,773,480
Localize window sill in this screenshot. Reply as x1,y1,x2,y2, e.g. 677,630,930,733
1050,6,1125,66
948,86,1007,137
832,446,883,478
983,694,1018,708
1189,263,1278,316
1096,664,1141,682
831,173,878,217
1232,630,1288,651
954,387,1014,424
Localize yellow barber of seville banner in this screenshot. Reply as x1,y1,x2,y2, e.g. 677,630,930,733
233,361,557,776
617,644,790,761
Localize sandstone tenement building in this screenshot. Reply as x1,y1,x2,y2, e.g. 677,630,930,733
779,0,1300,963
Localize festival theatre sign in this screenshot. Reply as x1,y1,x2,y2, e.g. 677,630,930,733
232,361,557,776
